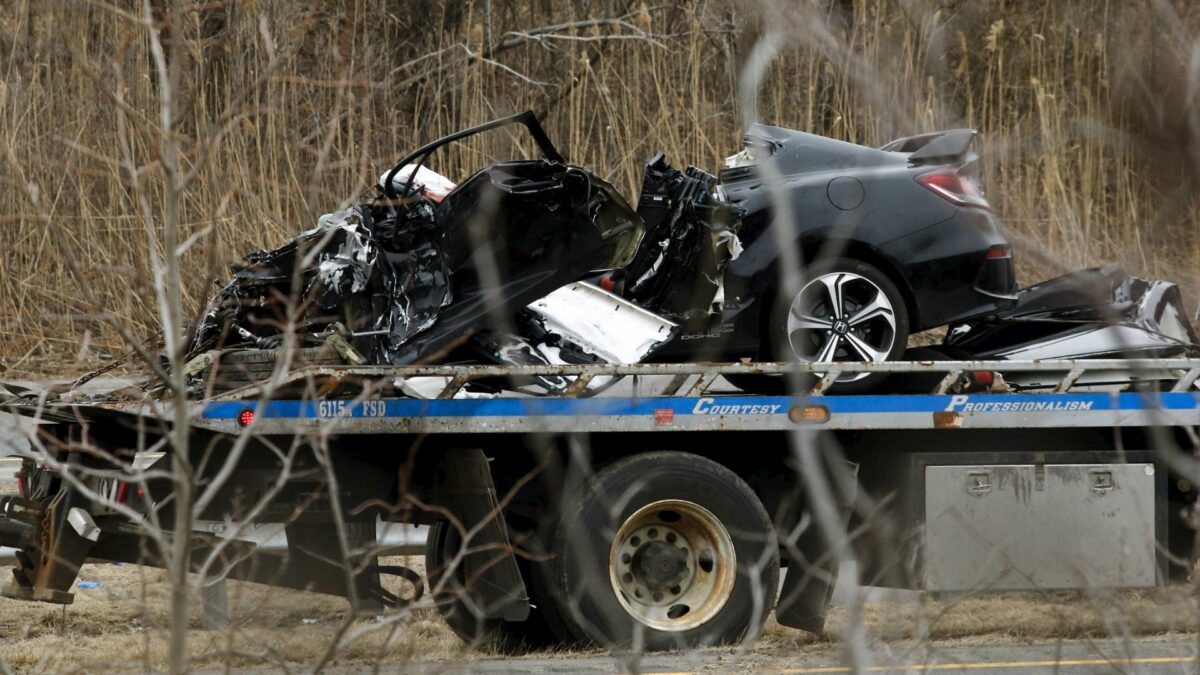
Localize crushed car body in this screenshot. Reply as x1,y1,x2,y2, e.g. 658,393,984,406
185,112,1199,396
942,266,1200,388
186,112,732,394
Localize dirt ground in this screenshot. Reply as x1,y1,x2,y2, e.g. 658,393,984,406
0,557,1195,673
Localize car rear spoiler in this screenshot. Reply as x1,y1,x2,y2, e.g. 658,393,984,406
879,129,977,165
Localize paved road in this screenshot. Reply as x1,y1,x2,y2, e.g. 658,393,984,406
327,639,1196,674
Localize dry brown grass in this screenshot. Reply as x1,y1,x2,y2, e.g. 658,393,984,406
0,559,1192,671
0,559,470,672
1,0,1199,375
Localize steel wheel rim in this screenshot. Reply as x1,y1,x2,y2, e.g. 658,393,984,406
608,499,737,632
786,271,896,382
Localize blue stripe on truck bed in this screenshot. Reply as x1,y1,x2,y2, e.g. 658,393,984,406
201,391,1200,421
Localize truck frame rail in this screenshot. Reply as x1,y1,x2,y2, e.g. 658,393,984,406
179,358,1200,435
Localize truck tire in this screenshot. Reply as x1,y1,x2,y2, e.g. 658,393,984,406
549,452,779,650
425,519,559,653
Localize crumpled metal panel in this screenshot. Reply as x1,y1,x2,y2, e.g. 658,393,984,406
526,282,676,364
189,199,452,361
185,113,753,397
943,267,1200,387
600,154,742,322
369,198,452,356
312,209,375,304
474,282,678,396
187,160,645,374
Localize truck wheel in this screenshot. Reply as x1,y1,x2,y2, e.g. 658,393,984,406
425,519,559,653
550,452,779,650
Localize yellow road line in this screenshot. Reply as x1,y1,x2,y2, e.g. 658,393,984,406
649,655,1195,675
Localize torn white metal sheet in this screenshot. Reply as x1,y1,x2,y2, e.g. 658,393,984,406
395,376,497,400
396,376,448,399
527,282,677,364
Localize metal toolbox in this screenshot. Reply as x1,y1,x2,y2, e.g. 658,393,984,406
919,458,1163,592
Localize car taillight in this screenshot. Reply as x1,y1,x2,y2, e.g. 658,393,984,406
917,169,991,210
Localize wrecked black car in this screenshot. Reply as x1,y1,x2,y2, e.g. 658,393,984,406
187,111,1195,395
188,112,737,394
192,114,643,370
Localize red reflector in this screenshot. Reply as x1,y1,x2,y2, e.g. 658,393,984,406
116,481,128,504
986,245,1011,259
16,475,25,499
970,370,995,386
237,408,255,427
137,487,145,499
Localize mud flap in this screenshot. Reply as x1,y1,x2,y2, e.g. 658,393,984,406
436,448,529,622
282,518,394,611
2,490,97,605
774,459,859,634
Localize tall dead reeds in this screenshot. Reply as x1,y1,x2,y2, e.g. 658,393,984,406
1,0,1198,373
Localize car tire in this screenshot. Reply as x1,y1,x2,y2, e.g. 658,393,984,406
730,258,910,394
425,519,565,653
549,452,779,651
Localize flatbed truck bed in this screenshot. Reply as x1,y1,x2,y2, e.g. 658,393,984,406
2,358,1198,651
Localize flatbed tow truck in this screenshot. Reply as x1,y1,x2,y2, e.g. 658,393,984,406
1,357,1197,650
